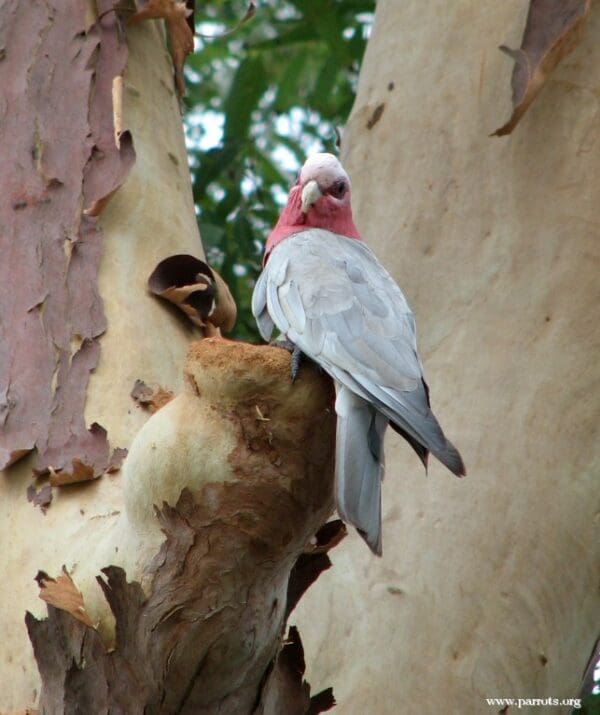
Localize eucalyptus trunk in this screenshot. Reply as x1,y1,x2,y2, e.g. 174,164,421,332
293,2,600,713
0,4,335,713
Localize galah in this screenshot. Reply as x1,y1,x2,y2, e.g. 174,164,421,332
252,153,465,555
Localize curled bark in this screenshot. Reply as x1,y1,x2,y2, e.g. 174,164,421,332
148,255,237,333
493,0,590,136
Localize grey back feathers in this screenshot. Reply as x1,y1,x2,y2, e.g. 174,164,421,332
253,229,465,554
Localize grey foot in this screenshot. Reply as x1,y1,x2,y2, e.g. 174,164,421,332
270,338,305,382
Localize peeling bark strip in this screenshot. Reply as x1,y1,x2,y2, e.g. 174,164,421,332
257,627,335,715
26,483,53,514
129,0,194,96
27,495,340,715
0,1,133,477
130,378,174,412
494,0,590,136
286,520,346,620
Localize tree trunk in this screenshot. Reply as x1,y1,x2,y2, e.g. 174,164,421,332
0,4,336,712
293,1,600,713
4,1,599,713
0,3,203,709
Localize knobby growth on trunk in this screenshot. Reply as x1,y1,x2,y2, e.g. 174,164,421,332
27,340,340,713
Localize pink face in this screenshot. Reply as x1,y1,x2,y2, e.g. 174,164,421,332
299,178,352,222
264,153,361,259
299,154,352,213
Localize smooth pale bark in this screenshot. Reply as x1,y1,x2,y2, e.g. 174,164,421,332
293,2,600,714
0,19,206,710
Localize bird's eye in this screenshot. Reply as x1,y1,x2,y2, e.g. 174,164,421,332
329,180,347,198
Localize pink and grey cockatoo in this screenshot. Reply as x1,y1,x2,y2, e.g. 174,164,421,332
252,153,465,555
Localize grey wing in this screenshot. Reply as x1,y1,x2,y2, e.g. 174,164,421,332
254,229,464,476
252,267,274,341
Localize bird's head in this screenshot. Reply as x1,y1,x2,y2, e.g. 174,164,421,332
264,153,361,260
298,153,353,216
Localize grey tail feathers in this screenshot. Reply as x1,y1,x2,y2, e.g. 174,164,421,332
351,375,465,478
400,412,465,477
422,409,466,477
436,435,466,477
335,385,386,555
390,420,429,470
391,415,465,476
382,386,465,477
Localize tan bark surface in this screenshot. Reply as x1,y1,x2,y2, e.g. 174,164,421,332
293,2,600,713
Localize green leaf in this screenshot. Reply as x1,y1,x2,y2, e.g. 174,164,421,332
252,149,291,186
223,54,268,141
309,59,342,113
198,222,226,251
249,22,317,51
193,145,239,196
274,52,311,111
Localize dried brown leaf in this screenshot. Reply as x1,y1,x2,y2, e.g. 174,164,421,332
238,0,256,26
129,0,194,95
494,0,590,136
36,566,95,628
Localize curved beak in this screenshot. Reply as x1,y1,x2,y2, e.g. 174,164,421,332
301,179,322,213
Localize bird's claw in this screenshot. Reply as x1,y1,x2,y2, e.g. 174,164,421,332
270,337,295,352
269,338,304,382
290,346,303,383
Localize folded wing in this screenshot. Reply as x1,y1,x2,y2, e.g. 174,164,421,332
252,229,465,476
